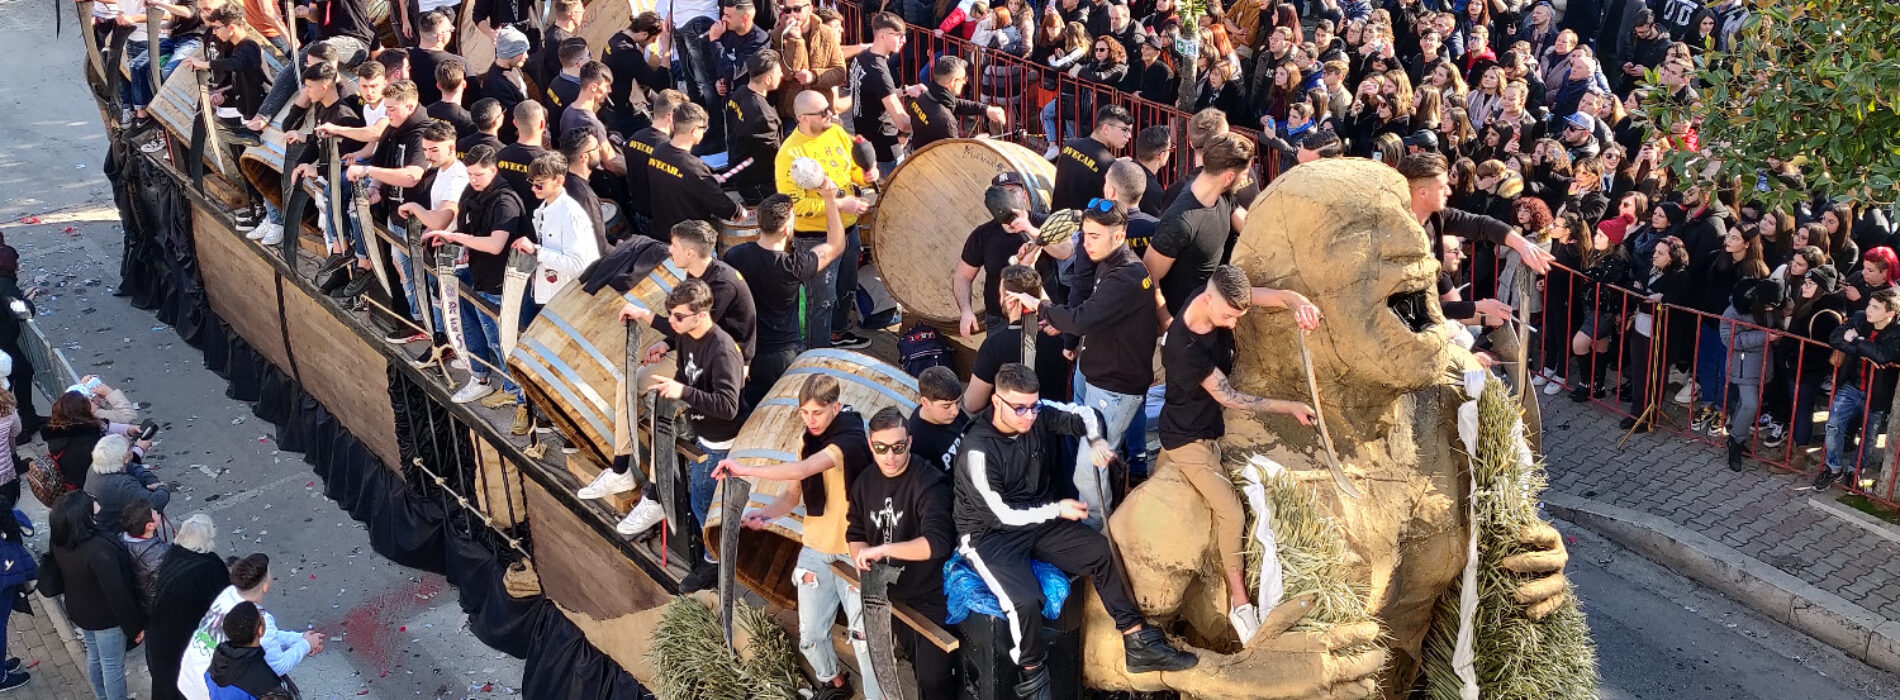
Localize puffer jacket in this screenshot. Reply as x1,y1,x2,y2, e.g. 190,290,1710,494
1720,305,1772,386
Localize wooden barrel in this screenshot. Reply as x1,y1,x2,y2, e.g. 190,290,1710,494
508,258,687,466
702,349,921,609
147,53,240,182
602,200,630,243
458,0,644,90
455,2,497,76
718,212,757,253
867,139,1054,324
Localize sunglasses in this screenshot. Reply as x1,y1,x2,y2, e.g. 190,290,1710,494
1084,197,1116,213
870,440,910,456
782,3,807,11
669,310,700,323
996,395,1041,417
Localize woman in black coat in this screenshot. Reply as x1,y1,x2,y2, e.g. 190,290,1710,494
41,391,139,491
147,514,230,700
39,491,144,700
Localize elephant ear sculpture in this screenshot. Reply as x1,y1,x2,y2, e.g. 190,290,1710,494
1076,159,1589,699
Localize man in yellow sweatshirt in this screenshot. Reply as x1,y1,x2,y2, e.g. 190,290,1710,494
775,90,875,350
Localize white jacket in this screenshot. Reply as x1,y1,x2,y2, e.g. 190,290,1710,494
530,193,602,304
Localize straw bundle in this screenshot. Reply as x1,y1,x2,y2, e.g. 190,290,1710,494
1233,459,1381,641
1420,376,1598,700
648,596,802,699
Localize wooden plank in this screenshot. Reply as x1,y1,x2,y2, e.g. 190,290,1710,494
192,207,290,372
281,271,402,469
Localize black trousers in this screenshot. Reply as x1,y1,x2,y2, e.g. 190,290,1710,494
894,599,959,700
959,521,1143,669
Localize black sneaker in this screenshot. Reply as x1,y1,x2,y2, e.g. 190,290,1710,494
0,671,29,693
809,680,852,700
337,269,379,298
1122,627,1197,673
1759,421,1787,448
1,659,15,673
678,560,718,593
1618,416,1651,434
1567,383,1592,403
1811,469,1838,491
317,252,354,278
829,331,872,350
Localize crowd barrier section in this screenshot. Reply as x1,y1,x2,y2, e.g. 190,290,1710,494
1522,261,1900,507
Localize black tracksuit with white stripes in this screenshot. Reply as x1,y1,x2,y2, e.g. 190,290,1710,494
951,403,1146,668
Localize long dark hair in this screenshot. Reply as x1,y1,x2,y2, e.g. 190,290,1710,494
44,391,100,432
50,490,98,550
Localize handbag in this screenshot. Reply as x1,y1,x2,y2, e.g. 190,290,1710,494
22,456,61,509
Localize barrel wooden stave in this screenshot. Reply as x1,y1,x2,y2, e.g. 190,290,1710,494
702,350,921,609
508,259,686,467
868,139,1055,324
718,213,758,254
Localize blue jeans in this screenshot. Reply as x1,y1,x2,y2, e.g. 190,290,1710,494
82,626,129,700
1824,384,1887,475
126,36,201,107
391,246,447,331
1039,99,1075,145
794,547,879,698
473,291,522,399
793,226,861,347
1695,319,1727,410
687,444,729,532
1071,376,1145,530
1789,373,1825,447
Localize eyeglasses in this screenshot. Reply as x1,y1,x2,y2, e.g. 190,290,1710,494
1084,197,1116,213
782,4,807,11
869,440,910,456
996,395,1041,417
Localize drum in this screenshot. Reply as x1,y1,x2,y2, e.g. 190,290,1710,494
508,258,688,466
718,212,759,253
602,200,631,244
866,139,1054,324
702,349,920,609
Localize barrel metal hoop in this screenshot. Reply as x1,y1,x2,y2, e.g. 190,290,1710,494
799,349,922,392
536,307,625,383
518,336,614,414
778,365,918,409
509,347,614,440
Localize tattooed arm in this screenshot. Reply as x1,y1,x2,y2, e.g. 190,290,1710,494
1201,368,1317,425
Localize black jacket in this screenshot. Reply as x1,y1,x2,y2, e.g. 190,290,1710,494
43,421,108,490
148,548,231,700
1038,246,1159,396
1830,312,1900,407
953,404,1103,538
207,643,294,699
40,533,145,637
905,82,987,151
1679,202,1731,266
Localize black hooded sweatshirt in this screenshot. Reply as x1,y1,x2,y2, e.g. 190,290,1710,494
207,643,293,699
952,403,1103,539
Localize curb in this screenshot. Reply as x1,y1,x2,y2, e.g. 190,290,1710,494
1545,492,1900,676
31,588,91,680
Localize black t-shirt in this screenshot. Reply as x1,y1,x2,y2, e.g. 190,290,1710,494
1150,191,1236,314
602,32,660,129
534,25,576,89
428,101,477,139
620,127,667,218
1124,211,1159,258
847,50,900,161
168,0,205,40
544,74,583,132
1158,290,1233,449
458,185,527,293
317,0,376,44
1139,166,1167,216
494,142,547,218
845,457,955,607
561,172,610,254
972,323,1071,404
455,132,503,162
721,241,820,349
559,102,610,149
377,110,433,210
482,65,530,116
651,261,758,363
1050,137,1115,211
957,217,1060,322
723,84,781,189
906,410,969,474
408,48,459,106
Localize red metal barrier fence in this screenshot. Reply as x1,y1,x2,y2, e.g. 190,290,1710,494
1525,261,1900,507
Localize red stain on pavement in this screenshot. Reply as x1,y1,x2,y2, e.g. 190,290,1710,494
337,578,446,676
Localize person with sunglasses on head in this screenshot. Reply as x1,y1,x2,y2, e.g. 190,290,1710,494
846,406,960,700
952,362,1196,700
1006,201,1156,528
775,90,874,350
714,373,881,700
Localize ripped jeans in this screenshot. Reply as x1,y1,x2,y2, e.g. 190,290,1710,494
794,547,882,699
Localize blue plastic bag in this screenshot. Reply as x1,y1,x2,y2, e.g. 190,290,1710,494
941,551,1071,625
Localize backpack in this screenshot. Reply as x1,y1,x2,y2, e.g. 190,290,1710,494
896,324,952,377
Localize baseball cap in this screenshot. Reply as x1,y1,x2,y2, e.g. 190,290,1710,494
991,172,1027,188
495,27,531,60
1402,130,1439,151
1563,112,1597,132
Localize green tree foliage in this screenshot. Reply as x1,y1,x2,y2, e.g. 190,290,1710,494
1648,1,1900,208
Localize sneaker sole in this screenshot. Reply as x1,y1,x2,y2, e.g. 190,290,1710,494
1126,657,1199,674
452,389,496,404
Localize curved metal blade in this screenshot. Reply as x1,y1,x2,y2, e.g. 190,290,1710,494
1294,329,1363,499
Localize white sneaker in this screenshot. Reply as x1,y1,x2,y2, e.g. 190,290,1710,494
245,222,270,240
1542,378,1563,395
615,497,666,536
577,467,640,499
450,377,495,404
1672,382,1697,405
1668,368,1691,386
258,222,284,245
1043,144,1060,160
1531,370,1549,387
1228,603,1261,645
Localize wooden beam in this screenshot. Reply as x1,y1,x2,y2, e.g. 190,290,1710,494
829,560,961,653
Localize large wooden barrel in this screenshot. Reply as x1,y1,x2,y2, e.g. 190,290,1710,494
702,350,920,609
508,258,687,466
718,213,757,253
867,139,1054,324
